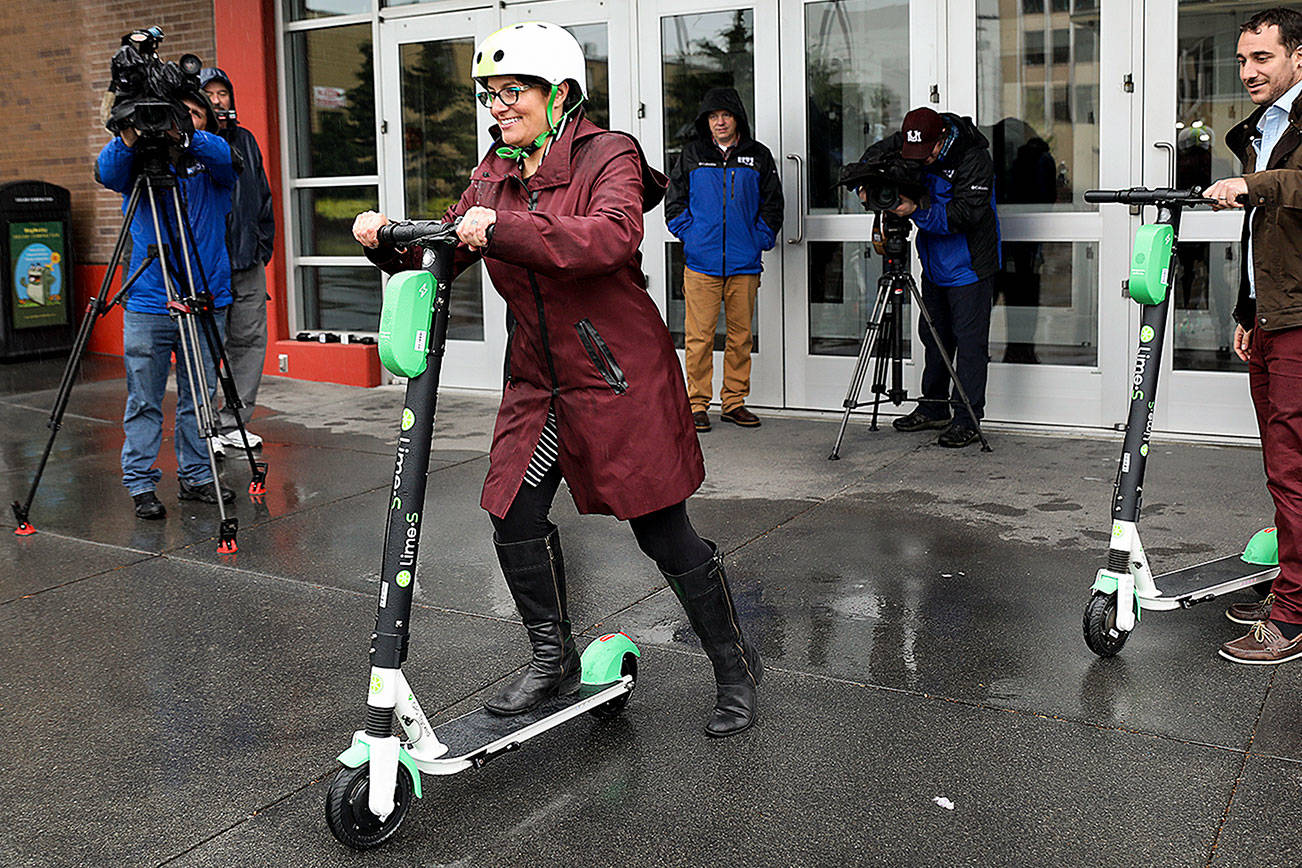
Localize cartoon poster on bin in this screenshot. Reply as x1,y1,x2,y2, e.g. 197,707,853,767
10,221,68,329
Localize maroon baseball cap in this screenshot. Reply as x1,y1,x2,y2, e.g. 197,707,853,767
900,107,946,160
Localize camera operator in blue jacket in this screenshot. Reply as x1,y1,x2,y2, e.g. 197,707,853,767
95,91,238,519
862,107,1001,448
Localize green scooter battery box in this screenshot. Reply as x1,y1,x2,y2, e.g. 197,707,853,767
1128,224,1174,305
378,270,438,378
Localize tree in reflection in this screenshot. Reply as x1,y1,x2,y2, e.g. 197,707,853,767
661,11,754,167
312,42,377,177
400,41,479,220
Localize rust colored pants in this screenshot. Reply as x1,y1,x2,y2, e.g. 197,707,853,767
1250,325,1302,625
683,267,760,414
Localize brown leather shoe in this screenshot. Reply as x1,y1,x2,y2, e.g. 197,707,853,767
720,406,761,427
1226,592,1274,625
693,410,711,432
1219,619,1302,665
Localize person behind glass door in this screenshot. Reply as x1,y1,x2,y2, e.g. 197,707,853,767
1204,7,1302,664
351,23,762,737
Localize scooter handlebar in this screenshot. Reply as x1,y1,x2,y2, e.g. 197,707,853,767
1084,186,1248,206
377,218,462,246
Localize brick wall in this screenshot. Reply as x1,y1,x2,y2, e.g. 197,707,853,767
0,0,216,264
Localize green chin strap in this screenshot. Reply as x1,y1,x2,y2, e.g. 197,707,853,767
495,84,585,161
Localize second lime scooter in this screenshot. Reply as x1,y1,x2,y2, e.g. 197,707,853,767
1080,187,1277,657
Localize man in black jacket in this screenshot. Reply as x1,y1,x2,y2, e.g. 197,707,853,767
200,67,275,453
861,108,1000,447
665,88,783,431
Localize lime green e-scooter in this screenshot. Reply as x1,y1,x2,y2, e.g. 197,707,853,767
1080,187,1277,657
324,220,640,849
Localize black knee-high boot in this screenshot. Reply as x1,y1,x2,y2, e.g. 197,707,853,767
663,543,763,737
485,528,581,716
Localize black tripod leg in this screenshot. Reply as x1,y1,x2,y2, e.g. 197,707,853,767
907,276,992,452
150,182,239,551
11,179,148,533
830,274,893,460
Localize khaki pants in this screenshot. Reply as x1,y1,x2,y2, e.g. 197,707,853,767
683,267,760,414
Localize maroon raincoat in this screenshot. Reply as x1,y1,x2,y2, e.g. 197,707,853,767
371,115,704,520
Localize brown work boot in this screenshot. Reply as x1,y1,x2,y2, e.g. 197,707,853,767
692,410,712,432
1219,620,1302,665
720,406,761,428
1226,592,1274,625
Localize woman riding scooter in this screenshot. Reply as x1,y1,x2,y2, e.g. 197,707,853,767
352,22,761,737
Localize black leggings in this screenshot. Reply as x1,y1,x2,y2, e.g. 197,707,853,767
489,464,713,575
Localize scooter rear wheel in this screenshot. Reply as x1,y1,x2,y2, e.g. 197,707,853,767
590,653,638,720
1083,592,1130,657
325,761,414,850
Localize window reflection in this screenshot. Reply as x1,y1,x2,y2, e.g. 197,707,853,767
992,242,1098,365
976,0,1099,211
805,0,910,214
1172,242,1244,371
660,10,755,171
296,186,377,257
300,266,382,332
808,242,908,357
288,25,376,178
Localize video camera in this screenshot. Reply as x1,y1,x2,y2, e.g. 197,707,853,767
837,139,928,213
103,27,205,140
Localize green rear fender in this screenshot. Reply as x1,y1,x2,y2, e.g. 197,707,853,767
580,631,640,685
336,739,423,798
1242,526,1279,566
378,270,438,379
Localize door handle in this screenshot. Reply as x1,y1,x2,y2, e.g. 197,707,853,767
786,153,804,244
1153,141,1175,187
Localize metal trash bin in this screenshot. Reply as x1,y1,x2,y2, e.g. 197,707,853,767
0,181,75,360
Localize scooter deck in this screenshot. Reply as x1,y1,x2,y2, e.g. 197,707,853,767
1151,553,1276,606
424,679,629,769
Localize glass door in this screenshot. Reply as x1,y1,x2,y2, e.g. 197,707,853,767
379,9,501,388
959,0,1137,427
778,0,936,411
638,0,785,409
1143,0,1279,438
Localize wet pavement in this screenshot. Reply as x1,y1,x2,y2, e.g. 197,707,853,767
2,354,1298,867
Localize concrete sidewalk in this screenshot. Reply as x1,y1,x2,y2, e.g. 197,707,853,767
1,354,1298,868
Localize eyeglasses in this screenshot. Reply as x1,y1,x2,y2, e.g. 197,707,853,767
475,85,535,108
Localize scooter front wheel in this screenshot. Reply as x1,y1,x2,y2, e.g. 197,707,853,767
325,762,415,850
1083,592,1130,657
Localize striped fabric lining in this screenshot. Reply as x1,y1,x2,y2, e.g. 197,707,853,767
523,408,559,488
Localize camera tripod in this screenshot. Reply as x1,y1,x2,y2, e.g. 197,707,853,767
829,214,991,458
11,140,267,552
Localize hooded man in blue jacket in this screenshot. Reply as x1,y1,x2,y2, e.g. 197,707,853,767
95,91,238,519
665,87,783,431
200,67,275,454
860,107,1001,448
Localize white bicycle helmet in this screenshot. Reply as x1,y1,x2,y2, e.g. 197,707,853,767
472,21,587,97
472,22,587,158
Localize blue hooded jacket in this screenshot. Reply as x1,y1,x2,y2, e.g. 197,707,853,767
664,88,783,276
95,130,236,313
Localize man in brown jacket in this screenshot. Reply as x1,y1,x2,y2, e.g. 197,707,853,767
1205,7,1302,664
